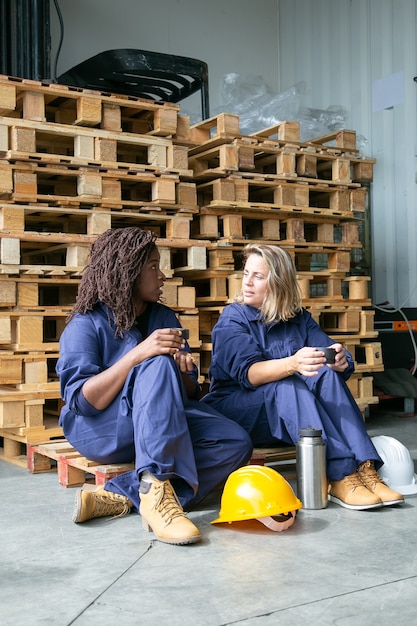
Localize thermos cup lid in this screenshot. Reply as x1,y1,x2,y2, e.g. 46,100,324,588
299,427,323,438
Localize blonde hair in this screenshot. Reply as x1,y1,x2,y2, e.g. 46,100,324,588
235,244,302,323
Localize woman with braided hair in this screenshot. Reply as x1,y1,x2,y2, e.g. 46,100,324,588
56,227,252,544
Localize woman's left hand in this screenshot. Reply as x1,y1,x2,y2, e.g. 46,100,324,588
173,350,195,373
328,343,349,373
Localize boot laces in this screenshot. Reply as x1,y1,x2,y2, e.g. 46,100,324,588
153,481,185,523
94,492,131,519
343,471,366,492
359,460,386,490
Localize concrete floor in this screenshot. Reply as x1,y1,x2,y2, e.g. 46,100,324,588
1,407,417,626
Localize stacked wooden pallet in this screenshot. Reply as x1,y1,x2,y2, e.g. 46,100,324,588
177,113,381,411
0,75,201,464
0,75,380,470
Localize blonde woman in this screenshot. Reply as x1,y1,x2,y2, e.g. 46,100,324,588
203,244,403,511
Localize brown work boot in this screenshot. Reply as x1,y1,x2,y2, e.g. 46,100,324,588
358,460,404,506
139,478,201,545
328,471,383,510
73,485,133,523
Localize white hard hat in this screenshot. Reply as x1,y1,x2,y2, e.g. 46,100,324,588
371,435,417,496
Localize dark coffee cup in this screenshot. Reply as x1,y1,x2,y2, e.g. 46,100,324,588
317,347,336,363
180,328,190,340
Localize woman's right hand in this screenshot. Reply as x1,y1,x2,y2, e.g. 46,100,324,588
130,328,186,364
288,347,326,377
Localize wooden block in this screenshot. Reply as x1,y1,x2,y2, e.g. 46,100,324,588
77,171,102,197
94,137,117,163
0,165,13,194
66,244,90,267
262,219,281,240
152,177,176,202
177,286,196,309
346,276,371,300
175,114,190,141
276,150,296,176
166,216,191,240
0,317,12,342
0,123,8,151
0,357,22,384
328,251,350,272
350,187,367,212
0,400,25,428
22,91,46,121
364,342,383,367
332,158,351,183
297,153,317,177
87,210,111,234
161,281,179,307
24,360,48,384
330,189,350,211
101,103,122,132
197,214,219,238
101,178,121,200
148,144,167,167
176,182,197,207
0,83,16,114
74,134,95,159
360,310,375,334
213,178,236,202
285,218,305,242
342,223,359,244
208,248,234,268
1,237,20,264
187,246,207,270
360,376,374,398
221,214,243,238
153,108,178,136
14,171,37,195
17,282,39,307
10,126,36,152
25,400,45,428
317,223,335,243
352,160,374,183
335,130,356,150
227,273,243,300
167,145,188,170
75,96,102,126
238,145,255,170
0,205,25,230
12,316,43,346
58,459,86,487
0,281,16,306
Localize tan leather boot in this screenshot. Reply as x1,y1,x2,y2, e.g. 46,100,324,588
73,485,133,523
328,471,383,510
358,460,404,506
139,478,201,545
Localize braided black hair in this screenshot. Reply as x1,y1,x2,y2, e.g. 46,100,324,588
68,227,157,336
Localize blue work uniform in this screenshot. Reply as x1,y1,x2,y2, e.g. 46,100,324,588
202,303,382,482
56,302,252,511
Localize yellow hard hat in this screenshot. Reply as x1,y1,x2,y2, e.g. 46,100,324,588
211,465,302,531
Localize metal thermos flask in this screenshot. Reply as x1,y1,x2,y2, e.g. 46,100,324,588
296,427,328,509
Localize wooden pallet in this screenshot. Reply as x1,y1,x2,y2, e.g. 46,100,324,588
249,445,296,466
0,119,191,176
26,439,135,487
0,74,181,136
0,161,195,208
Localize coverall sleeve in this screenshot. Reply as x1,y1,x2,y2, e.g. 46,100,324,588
56,315,108,416
210,307,267,390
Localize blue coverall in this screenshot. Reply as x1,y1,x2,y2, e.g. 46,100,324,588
56,302,252,511
202,303,383,482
